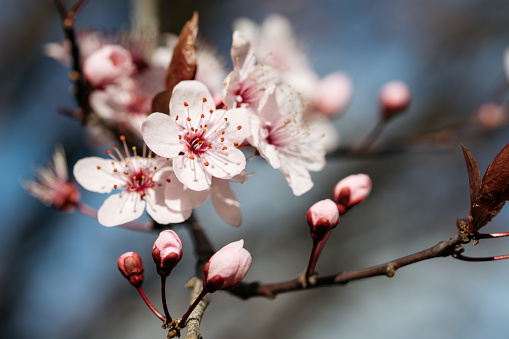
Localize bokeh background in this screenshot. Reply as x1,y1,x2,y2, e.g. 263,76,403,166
3,0,509,338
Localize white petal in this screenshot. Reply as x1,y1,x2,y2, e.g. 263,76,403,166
73,157,124,193
280,158,314,196
173,155,212,191
98,192,146,227
142,113,182,158
211,178,242,227
204,148,246,180
165,171,210,210
145,187,191,224
169,81,215,123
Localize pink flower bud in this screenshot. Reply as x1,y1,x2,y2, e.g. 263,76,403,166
203,240,252,293
334,174,372,215
83,44,134,88
117,252,144,287
379,80,410,121
477,102,505,129
152,230,183,277
307,199,340,240
313,72,353,116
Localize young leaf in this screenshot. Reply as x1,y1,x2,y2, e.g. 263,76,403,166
461,143,481,207
478,141,509,210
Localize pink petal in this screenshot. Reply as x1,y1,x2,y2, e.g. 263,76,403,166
73,157,124,193
98,192,146,227
142,113,182,158
211,178,242,227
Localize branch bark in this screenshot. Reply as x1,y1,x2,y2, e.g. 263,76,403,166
229,232,468,299
183,277,211,339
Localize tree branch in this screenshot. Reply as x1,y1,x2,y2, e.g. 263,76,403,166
229,232,468,300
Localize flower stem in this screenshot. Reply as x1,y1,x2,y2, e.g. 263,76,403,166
358,120,386,153
477,232,509,239
454,252,509,262
76,202,98,218
136,286,166,322
161,276,172,323
177,288,208,329
305,233,331,282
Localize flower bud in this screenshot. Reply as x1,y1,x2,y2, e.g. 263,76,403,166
307,199,340,240
477,102,505,129
334,174,372,215
203,240,252,293
379,80,410,121
117,252,144,287
152,230,183,278
83,44,134,88
313,72,353,116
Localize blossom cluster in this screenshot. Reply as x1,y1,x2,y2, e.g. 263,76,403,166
40,14,353,228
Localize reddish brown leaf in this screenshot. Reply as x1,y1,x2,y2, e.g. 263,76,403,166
478,141,509,209
461,143,481,207
151,89,172,115
165,11,198,91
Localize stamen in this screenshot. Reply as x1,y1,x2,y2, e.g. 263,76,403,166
204,162,209,166
184,102,188,107
97,166,101,170
202,97,207,102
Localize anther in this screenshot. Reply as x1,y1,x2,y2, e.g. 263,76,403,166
237,125,242,130
105,150,111,155
176,115,179,120
209,109,213,114
189,155,195,160
221,137,225,142
184,102,188,107
224,118,228,121
204,162,209,166
97,166,101,170
166,179,171,183
120,135,126,141
187,117,191,121
223,105,228,109
222,147,227,150
203,98,207,102
114,184,118,189
201,114,205,118
234,143,239,147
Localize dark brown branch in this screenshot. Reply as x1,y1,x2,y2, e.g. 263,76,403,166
186,214,214,280
229,232,468,300
54,0,92,121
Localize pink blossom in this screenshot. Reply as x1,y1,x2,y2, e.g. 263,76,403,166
203,240,252,293
307,199,340,240
73,137,207,226
249,85,326,196
223,30,279,109
379,81,411,121
152,230,183,277
142,80,251,191
477,102,506,129
117,252,144,287
312,72,353,116
23,146,80,211
83,44,135,88
333,174,372,214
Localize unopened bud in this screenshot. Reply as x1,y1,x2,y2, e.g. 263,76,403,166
152,230,183,278
334,174,372,215
117,252,144,287
203,240,252,293
83,44,134,88
379,80,410,121
313,72,353,116
307,199,340,240
477,102,505,129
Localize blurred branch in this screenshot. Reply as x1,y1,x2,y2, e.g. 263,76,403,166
186,214,214,280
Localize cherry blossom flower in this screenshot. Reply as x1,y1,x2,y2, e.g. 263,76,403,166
73,136,206,226
23,146,80,211
203,239,252,293
223,30,279,109
117,252,144,287
142,80,251,191
249,85,326,196
83,44,135,89
379,80,411,121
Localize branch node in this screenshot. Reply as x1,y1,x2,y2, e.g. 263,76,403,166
385,264,396,277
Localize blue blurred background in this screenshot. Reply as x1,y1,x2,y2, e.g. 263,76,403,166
3,0,509,338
